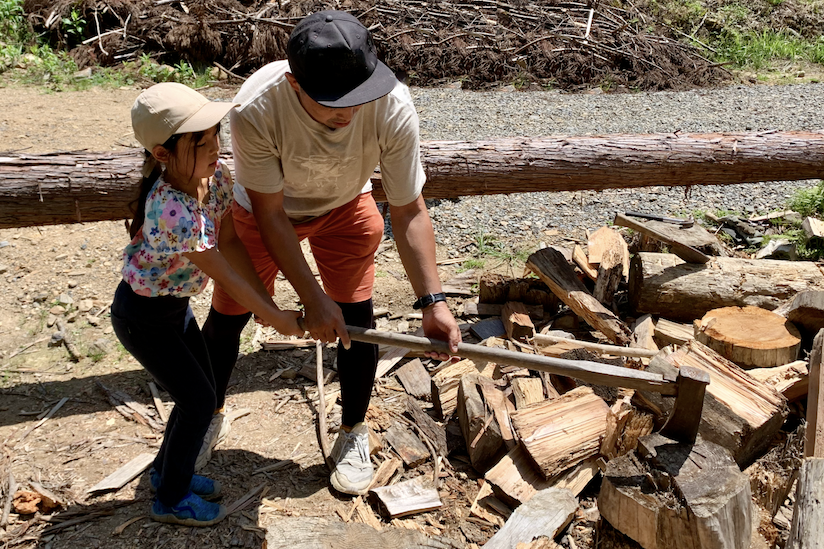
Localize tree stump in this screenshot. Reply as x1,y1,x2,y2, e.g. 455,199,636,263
599,433,752,549
694,306,802,368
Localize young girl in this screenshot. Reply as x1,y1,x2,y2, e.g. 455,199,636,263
111,82,303,527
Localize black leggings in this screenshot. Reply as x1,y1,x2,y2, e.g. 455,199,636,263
110,280,216,506
203,299,377,427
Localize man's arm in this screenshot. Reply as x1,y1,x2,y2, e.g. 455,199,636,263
246,188,350,347
390,194,461,358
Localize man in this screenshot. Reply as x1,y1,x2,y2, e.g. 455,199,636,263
201,10,462,495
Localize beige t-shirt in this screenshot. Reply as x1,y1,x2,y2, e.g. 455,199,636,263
230,60,426,220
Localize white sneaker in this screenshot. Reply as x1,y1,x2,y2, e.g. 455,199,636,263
194,412,230,471
329,422,374,495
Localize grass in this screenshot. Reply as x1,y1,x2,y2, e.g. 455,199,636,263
789,180,824,217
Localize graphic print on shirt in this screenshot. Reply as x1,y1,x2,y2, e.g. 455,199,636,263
292,154,358,194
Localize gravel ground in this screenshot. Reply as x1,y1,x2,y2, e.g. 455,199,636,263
408,82,824,251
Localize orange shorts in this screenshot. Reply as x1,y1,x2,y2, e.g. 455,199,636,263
212,193,385,315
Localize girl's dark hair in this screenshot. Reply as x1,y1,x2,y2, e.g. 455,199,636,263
126,124,217,239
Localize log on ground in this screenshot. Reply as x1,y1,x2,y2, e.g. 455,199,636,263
629,252,824,321
6,130,824,228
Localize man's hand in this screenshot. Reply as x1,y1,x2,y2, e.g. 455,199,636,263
302,293,352,349
421,301,461,361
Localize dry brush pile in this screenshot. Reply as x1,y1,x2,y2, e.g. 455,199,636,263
22,0,727,90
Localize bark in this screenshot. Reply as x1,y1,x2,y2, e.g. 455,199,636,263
629,252,824,321
3,130,824,228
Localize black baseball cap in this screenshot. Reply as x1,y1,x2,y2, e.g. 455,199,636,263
287,10,398,108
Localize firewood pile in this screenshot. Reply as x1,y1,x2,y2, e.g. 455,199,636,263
22,0,726,90
259,212,824,548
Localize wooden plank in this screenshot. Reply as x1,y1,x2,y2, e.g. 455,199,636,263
370,478,442,518
787,457,824,549
404,396,447,456
395,358,431,400
483,487,578,549
147,381,168,423
805,329,824,458
526,247,633,346
88,453,155,493
614,213,710,263
384,423,429,468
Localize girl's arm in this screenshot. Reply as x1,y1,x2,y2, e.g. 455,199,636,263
182,248,303,336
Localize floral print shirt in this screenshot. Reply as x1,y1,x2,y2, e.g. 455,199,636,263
121,160,233,297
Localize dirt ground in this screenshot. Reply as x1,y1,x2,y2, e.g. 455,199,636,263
0,83,583,549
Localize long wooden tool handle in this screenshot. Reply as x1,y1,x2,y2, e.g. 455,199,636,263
347,326,677,395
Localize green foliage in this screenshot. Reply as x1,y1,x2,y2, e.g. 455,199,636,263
460,259,486,271
136,54,211,87
714,29,815,70
0,0,29,44
61,9,86,44
788,180,824,217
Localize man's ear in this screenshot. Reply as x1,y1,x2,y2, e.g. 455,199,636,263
151,145,171,164
285,72,301,93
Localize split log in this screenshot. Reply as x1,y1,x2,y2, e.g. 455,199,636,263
647,340,788,466
587,226,630,277
694,306,802,368
747,361,809,402
485,443,599,508
6,131,824,229
802,216,824,245
404,397,447,456
501,302,535,340
632,315,659,366
599,433,751,549
478,274,558,308
511,378,546,409
787,291,824,340
629,252,824,321
384,423,429,468
594,247,624,306
527,247,633,345
482,488,577,549
370,478,442,518
457,374,508,473
787,458,824,549
572,245,598,281
654,318,694,347
510,386,611,479
395,358,431,400
431,358,494,419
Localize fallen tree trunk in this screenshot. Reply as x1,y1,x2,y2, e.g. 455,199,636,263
630,253,824,321
3,130,824,228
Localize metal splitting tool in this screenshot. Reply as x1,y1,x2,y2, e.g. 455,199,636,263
346,325,709,444
624,211,694,228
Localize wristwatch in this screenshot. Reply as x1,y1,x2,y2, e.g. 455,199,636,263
412,292,447,310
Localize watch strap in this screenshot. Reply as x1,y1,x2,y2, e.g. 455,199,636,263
412,292,447,310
